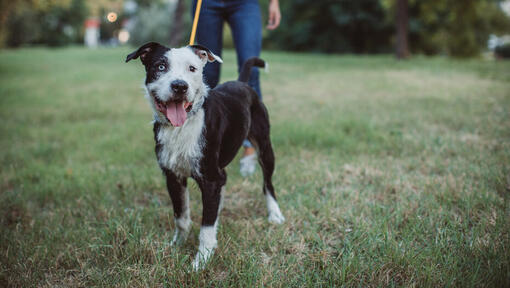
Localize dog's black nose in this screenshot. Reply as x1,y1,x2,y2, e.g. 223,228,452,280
171,80,188,94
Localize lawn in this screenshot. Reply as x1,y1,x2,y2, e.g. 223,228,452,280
1,47,509,287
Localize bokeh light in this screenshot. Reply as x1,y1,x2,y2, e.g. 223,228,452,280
107,12,117,23
118,29,130,44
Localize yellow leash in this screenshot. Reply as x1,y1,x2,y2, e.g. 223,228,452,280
189,0,203,45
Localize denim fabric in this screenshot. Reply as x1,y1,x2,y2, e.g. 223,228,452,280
192,0,262,148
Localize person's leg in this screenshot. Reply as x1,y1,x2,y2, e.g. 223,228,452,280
226,0,263,98
225,0,263,176
192,0,225,89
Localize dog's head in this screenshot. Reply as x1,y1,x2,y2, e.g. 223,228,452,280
126,42,222,127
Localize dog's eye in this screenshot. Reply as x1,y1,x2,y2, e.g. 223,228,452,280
189,65,196,72
158,64,166,71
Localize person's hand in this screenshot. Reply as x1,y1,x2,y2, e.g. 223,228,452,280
267,0,281,30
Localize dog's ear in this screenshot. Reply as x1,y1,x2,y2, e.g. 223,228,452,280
125,42,164,64
189,44,223,64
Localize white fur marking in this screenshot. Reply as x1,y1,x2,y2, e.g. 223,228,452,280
146,48,208,104
144,47,209,126
171,188,191,246
219,186,225,213
210,53,223,63
191,186,224,271
157,109,205,177
266,190,285,224
192,223,218,271
144,47,209,177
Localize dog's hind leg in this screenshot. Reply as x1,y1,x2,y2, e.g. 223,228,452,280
192,172,226,271
257,138,285,224
164,169,191,246
249,103,285,224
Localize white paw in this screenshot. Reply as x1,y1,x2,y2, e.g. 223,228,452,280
268,211,285,224
192,256,205,271
170,229,189,246
191,225,218,271
265,193,285,224
170,216,191,246
191,247,215,271
191,256,203,271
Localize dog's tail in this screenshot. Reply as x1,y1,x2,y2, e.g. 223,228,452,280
238,57,266,83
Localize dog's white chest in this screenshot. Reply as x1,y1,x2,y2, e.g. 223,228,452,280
157,109,205,177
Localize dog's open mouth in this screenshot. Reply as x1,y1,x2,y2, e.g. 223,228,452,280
153,96,192,127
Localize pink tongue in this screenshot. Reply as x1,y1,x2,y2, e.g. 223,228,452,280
166,102,187,127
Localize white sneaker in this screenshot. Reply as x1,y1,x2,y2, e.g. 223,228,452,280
239,153,257,177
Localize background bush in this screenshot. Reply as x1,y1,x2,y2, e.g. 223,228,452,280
406,0,510,57
495,43,510,58
265,0,510,57
5,0,88,47
267,0,392,53
1,0,510,58
127,1,176,46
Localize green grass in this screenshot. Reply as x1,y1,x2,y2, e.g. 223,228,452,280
1,47,509,287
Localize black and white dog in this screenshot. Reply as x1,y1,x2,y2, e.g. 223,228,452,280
126,42,285,270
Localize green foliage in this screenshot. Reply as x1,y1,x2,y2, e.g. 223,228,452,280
41,0,88,46
133,0,155,8
128,1,176,46
407,0,510,57
265,0,510,57
126,0,193,47
495,42,510,58
5,0,88,47
3,0,509,57
267,0,392,53
5,3,40,47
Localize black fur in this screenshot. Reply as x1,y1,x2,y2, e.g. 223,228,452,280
153,81,277,226
129,42,279,235
238,57,266,82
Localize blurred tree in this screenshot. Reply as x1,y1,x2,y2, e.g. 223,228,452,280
128,0,191,47
3,0,88,47
495,42,510,58
267,0,393,53
0,0,30,47
406,0,510,57
128,1,174,45
88,0,124,17
40,0,88,46
2,0,509,57
133,0,151,8
267,0,509,57
169,0,186,46
5,2,40,47
395,0,409,59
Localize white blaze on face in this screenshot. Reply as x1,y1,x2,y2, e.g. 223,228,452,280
164,48,207,102
145,47,208,125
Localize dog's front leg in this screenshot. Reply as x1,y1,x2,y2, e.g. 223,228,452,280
192,173,225,271
163,169,191,246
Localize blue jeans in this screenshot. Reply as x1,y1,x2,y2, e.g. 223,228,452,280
192,0,262,148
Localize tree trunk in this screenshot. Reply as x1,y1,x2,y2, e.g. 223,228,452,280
169,0,186,46
0,0,21,47
395,0,409,59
